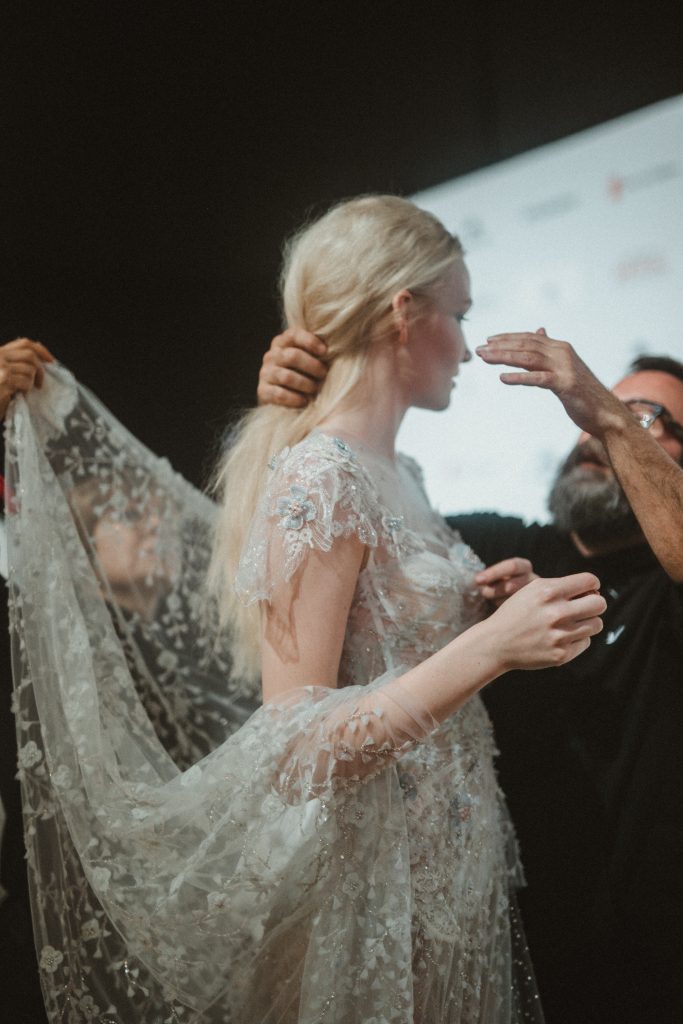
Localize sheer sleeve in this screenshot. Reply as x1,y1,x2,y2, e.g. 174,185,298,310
237,434,438,786
5,373,431,1022
235,432,381,602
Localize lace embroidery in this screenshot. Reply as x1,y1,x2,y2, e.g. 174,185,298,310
7,370,540,1023
235,433,382,604
276,483,318,531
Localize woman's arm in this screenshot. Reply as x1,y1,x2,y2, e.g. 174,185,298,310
262,525,606,786
262,535,366,700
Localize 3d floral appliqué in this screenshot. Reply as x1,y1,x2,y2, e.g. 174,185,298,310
276,485,317,531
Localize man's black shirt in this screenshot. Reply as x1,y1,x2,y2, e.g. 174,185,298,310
450,513,683,1023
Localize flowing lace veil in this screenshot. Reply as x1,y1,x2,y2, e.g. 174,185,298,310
6,365,432,1023
7,365,247,1020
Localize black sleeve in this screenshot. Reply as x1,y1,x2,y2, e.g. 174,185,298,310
669,582,683,645
446,512,535,567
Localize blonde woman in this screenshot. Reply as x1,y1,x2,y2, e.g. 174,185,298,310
5,197,604,1023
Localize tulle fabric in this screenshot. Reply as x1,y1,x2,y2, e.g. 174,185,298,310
6,365,544,1022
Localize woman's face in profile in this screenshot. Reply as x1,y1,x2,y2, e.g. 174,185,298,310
404,259,472,411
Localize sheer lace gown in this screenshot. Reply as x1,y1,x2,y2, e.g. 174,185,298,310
6,366,543,1023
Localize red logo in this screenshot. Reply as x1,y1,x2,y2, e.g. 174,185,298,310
607,176,624,201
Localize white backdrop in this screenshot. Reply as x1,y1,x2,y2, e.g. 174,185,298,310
399,94,683,523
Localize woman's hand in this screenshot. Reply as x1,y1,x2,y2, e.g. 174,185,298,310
257,328,327,407
475,557,537,607
482,572,606,671
0,337,55,419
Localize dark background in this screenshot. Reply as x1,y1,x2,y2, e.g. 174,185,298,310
1,0,682,487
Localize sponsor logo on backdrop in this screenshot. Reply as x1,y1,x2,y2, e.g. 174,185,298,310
521,193,580,222
454,217,488,248
607,161,680,201
607,176,625,201
410,97,683,523
615,252,668,282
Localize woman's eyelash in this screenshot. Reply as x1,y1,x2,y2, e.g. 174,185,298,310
455,314,469,323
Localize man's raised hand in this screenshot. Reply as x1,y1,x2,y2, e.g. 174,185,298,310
476,328,625,438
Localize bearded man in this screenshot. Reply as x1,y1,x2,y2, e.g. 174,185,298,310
258,329,683,1024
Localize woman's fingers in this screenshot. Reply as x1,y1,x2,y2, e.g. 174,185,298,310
542,572,601,600
563,616,605,640
557,590,607,624
555,619,603,666
490,572,606,670
531,574,605,662
479,582,512,600
563,636,592,660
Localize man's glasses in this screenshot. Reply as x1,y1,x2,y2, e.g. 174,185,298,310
624,399,683,444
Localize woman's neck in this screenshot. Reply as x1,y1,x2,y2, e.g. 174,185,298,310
317,347,408,461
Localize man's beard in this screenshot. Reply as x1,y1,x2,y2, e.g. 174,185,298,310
547,438,641,547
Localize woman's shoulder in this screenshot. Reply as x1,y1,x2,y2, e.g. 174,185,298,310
237,432,384,603
275,434,425,491
272,430,365,477
268,431,378,497
264,431,383,538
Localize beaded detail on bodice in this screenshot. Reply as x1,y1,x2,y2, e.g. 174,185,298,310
237,429,488,685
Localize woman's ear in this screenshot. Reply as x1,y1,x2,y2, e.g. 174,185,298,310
391,289,412,346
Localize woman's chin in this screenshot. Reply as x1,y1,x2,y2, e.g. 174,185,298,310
413,391,453,412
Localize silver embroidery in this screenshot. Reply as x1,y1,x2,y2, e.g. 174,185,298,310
7,374,538,1023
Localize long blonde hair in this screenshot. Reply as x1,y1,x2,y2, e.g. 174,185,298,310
207,195,463,681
